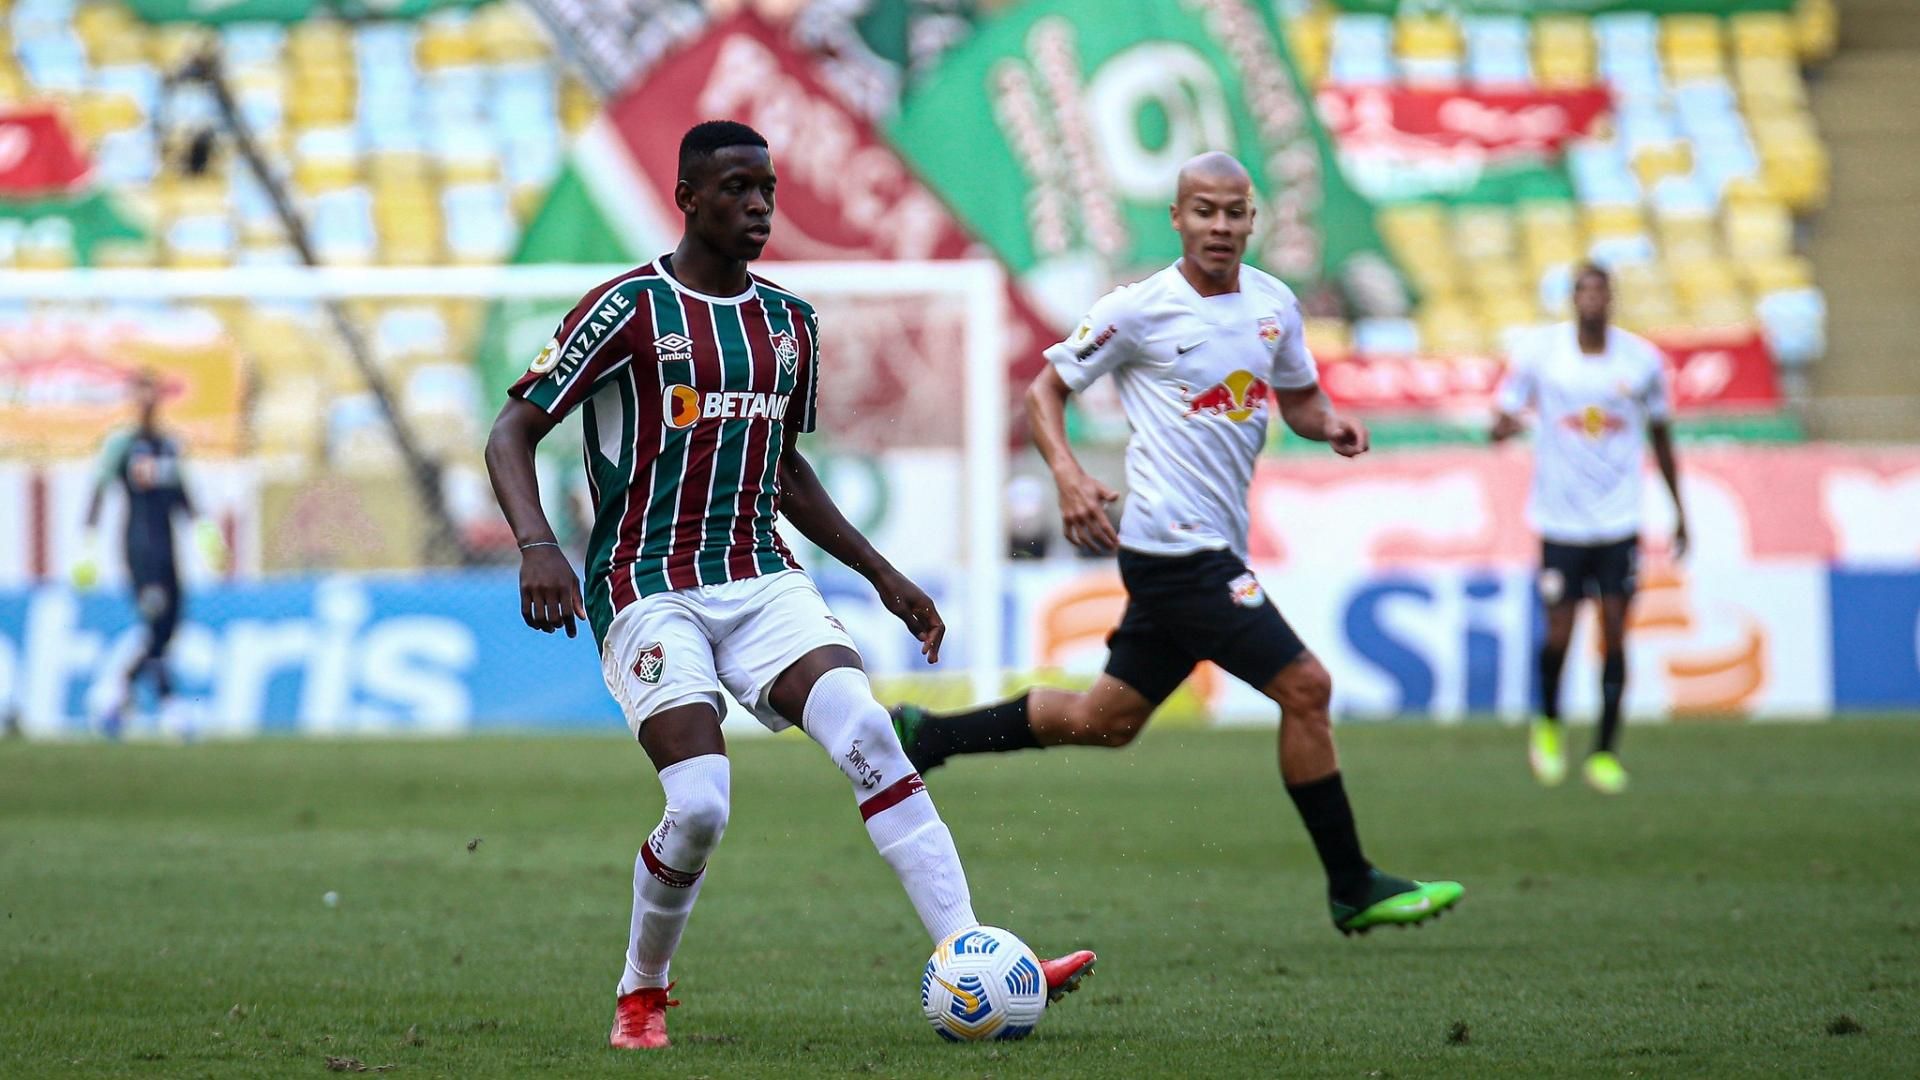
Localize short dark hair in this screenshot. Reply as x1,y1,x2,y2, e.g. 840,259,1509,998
678,120,769,181
1575,261,1612,288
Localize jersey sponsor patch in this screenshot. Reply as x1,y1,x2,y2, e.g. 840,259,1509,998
663,385,793,429
529,336,561,374
1182,370,1270,423
1072,320,1117,360
634,641,666,685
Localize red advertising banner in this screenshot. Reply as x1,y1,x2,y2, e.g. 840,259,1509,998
1245,445,1920,567
1316,86,1613,157
1318,329,1780,414
0,108,91,195
599,13,1059,446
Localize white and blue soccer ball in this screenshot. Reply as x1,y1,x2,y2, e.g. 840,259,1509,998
920,925,1047,1042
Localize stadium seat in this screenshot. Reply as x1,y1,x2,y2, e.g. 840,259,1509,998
1756,285,1826,366
1533,15,1594,88
1795,0,1839,63
1724,199,1794,262
1395,14,1461,86
1463,15,1531,88
1286,11,1331,86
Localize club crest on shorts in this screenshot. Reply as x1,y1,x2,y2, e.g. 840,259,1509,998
634,642,666,685
1539,568,1567,605
1228,572,1265,608
771,329,800,375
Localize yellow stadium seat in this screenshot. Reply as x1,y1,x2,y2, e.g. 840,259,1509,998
1287,14,1331,87
70,92,143,140
418,21,482,69
474,3,554,63
1661,14,1723,62
1481,294,1542,339
1724,200,1793,261
1304,317,1351,360
1688,290,1753,330
1631,143,1693,188
1656,210,1720,265
1731,12,1796,59
1396,15,1460,60
1584,204,1649,244
1741,254,1814,295
1453,206,1517,263
1736,56,1807,111
1467,260,1530,312
1521,204,1583,269
294,156,360,193
1534,15,1593,81
561,78,599,135
441,156,502,185
1795,0,1838,63
151,26,215,68
1760,143,1829,212
1418,301,1487,355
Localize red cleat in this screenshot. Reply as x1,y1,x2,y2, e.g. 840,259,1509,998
609,983,678,1050
1040,950,1097,1004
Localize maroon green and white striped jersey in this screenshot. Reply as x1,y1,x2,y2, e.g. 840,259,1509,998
508,257,819,644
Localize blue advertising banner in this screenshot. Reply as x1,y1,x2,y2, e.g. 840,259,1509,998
1828,570,1920,710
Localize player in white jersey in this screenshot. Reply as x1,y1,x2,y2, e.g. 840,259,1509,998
1491,264,1688,795
893,153,1463,936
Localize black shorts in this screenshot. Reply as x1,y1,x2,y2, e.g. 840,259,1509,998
1540,535,1639,604
1104,548,1307,706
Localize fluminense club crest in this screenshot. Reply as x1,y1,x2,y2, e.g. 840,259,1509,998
771,329,799,374
634,641,666,685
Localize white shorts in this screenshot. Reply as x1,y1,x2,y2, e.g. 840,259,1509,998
599,569,859,735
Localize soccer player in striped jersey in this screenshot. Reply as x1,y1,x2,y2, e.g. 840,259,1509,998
484,121,1092,1050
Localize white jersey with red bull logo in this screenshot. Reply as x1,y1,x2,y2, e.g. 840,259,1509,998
1495,322,1671,545
1045,261,1318,559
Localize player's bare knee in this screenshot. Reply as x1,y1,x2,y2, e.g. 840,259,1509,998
1065,696,1146,747
1271,657,1333,718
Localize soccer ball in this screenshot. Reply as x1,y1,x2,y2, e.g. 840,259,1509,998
920,925,1047,1041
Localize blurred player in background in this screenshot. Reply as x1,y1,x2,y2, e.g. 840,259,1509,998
73,369,226,738
484,121,1093,1051
893,152,1463,937
1491,264,1688,795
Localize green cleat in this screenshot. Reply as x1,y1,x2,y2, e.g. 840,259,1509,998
889,703,944,773
1583,751,1628,795
1529,718,1567,787
1332,870,1465,936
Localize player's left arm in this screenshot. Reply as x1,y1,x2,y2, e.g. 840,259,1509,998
1643,345,1687,558
1269,301,1367,457
777,431,944,663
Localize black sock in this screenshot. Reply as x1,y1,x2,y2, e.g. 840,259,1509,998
916,692,1040,764
1598,649,1626,753
1539,642,1568,722
1285,772,1373,904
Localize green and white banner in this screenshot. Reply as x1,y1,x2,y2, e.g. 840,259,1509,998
890,0,1408,321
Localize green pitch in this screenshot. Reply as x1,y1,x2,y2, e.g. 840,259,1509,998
3,722,1917,1078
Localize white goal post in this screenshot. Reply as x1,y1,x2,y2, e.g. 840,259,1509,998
0,261,1010,703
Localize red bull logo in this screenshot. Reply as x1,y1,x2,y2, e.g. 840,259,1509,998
1561,404,1627,438
1183,369,1271,423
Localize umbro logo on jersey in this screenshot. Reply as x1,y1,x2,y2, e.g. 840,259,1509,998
654,333,694,363
664,384,792,428
770,330,800,374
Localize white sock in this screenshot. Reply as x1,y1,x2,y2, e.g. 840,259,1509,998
619,753,730,995
802,667,977,943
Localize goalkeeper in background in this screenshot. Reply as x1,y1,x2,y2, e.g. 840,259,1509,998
73,370,226,737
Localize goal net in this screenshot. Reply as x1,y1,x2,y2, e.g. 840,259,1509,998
0,261,1007,737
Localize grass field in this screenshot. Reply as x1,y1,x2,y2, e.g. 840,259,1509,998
3,722,1918,1078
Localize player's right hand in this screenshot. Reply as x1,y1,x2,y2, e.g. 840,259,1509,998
1057,470,1121,554
519,544,585,638
70,556,98,592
